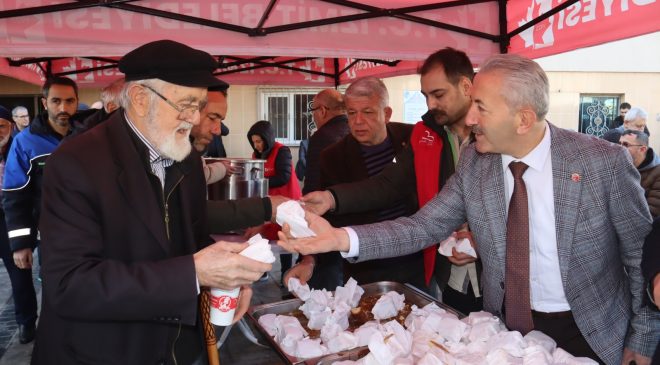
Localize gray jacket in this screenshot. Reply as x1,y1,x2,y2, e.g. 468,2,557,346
349,124,657,364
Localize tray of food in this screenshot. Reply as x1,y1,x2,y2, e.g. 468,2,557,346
246,281,462,365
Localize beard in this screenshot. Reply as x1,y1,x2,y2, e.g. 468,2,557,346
0,133,9,148
144,107,193,162
429,108,450,125
49,111,72,128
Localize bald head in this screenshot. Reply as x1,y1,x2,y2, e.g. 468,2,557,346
312,89,346,129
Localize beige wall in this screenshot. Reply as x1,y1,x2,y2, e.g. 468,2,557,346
223,85,259,159
545,72,660,150
0,75,103,105
376,72,660,150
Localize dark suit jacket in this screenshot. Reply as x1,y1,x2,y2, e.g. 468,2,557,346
302,114,349,194
319,122,425,288
350,124,658,364
34,112,208,365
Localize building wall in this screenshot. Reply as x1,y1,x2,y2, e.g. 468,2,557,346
376,71,660,151
3,70,658,166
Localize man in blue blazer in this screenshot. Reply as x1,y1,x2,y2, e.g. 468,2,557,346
280,54,658,364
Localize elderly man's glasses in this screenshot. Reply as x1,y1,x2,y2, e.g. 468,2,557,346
141,84,205,119
14,114,29,119
620,141,643,148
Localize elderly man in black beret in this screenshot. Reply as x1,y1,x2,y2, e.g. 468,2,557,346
32,40,272,365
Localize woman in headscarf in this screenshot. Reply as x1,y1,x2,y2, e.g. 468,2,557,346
247,120,301,281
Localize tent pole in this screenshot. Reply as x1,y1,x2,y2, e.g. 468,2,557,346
333,58,340,89
498,0,508,53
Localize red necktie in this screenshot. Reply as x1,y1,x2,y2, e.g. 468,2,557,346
505,161,534,334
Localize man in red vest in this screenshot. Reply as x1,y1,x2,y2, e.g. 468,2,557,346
301,48,482,314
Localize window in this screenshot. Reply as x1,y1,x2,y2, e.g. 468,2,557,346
578,94,621,138
258,87,345,144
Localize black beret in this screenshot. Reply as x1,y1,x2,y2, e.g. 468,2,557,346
0,105,12,122
119,40,226,88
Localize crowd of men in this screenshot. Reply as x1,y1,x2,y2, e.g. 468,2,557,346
0,39,657,365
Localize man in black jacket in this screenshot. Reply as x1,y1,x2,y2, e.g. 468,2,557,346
33,40,271,365
302,89,350,194
301,48,482,314
286,77,422,290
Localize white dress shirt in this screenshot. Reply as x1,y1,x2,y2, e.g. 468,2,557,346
501,122,570,312
345,122,570,312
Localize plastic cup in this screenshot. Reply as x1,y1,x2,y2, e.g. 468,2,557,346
209,287,240,326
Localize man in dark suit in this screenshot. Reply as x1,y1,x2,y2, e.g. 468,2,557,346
302,88,350,194
33,40,272,365
285,77,420,290
280,54,658,364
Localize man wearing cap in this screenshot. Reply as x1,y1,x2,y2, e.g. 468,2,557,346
33,40,272,365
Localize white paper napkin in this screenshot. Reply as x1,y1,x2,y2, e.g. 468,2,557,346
276,200,316,238
438,236,477,258
240,234,276,263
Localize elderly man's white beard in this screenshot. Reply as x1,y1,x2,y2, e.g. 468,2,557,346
0,134,10,149
144,109,193,162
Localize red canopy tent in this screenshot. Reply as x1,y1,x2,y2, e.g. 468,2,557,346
0,0,658,88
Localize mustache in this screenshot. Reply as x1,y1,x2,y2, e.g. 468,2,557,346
429,108,447,118
55,112,72,119
177,122,193,131
471,125,483,134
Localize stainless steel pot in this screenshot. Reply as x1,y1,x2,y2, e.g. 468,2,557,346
206,158,268,200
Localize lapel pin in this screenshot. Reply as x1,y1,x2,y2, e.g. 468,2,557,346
571,173,581,183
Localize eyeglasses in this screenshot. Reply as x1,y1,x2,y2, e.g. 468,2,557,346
141,84,204,119
14,115,29,118
310,104,326,112
620,141,644,148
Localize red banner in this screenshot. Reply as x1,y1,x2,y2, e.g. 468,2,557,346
508,0,660,59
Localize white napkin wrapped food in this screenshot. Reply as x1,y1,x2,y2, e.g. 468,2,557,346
240,234,276,263
437,235,477,258
275,200,316,238
372,291,405,320
287,277,311,301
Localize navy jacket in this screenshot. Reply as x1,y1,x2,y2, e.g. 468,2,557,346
2,114,64,252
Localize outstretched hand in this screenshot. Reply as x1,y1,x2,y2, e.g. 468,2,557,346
300,190,335,215
277,211,350,255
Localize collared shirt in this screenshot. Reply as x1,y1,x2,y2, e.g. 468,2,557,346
124,112,200,294
501,122,570,312
124,112,174,188
344,122,570,312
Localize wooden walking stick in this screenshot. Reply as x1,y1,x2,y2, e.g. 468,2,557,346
200,289,220,365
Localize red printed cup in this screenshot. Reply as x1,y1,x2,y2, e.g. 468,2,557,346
209,287,240,326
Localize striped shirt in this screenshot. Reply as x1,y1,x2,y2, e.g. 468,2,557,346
124,112,174,188
360,136,408,220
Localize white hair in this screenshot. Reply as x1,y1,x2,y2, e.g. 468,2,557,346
12,106,28,116
624,107,647,122
118,78,167,110
479,54,549,121
345,76,389,108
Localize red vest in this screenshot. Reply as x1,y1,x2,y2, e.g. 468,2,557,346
261,142,302,200
258,142,302,240
410,122,443,285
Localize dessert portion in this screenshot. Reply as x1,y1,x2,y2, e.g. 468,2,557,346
275,200,316,238
258,279,598,365
240,234,276,263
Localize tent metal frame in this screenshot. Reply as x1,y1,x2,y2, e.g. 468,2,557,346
0,0,579,87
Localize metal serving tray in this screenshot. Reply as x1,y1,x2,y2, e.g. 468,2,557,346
246,281,463,365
